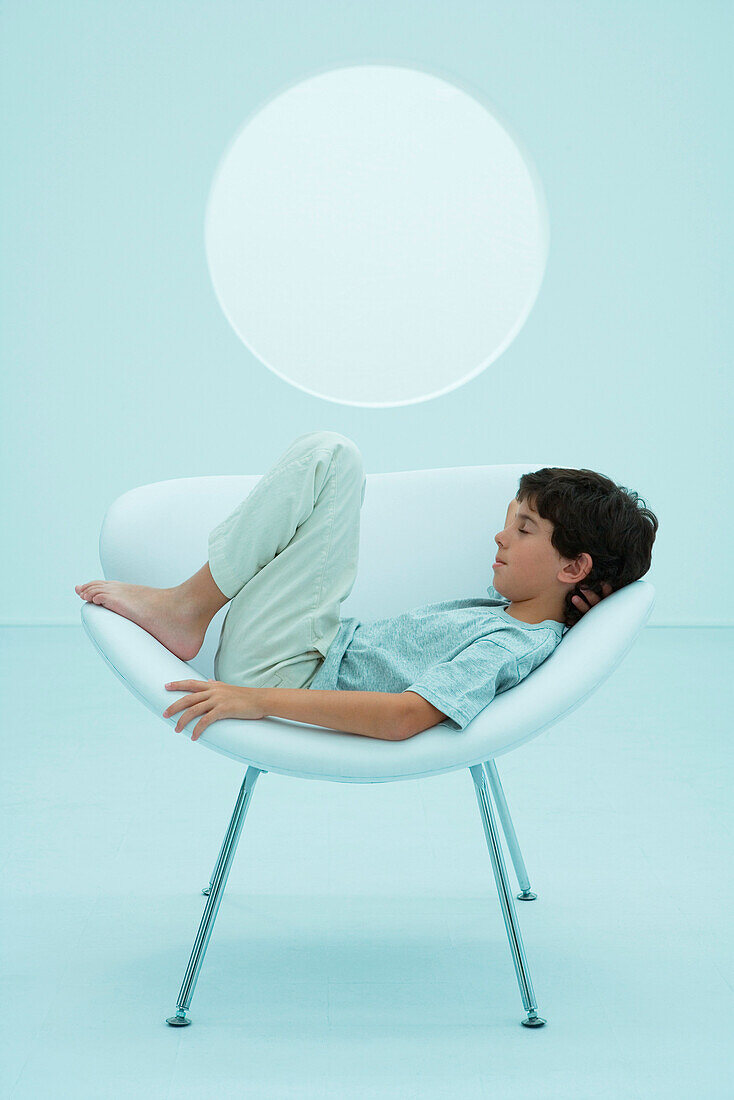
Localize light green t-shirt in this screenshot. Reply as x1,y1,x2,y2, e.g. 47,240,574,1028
309,584,566,731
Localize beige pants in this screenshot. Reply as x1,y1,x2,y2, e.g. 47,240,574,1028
208,431,366,691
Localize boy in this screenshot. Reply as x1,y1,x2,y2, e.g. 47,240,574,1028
74,432,657,743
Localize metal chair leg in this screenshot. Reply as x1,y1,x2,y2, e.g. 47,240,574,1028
166,765,265,1027
483,759,537,900
201,766,267,896
469,763,546,1028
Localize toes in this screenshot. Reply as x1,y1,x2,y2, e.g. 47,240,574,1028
78,582,105,602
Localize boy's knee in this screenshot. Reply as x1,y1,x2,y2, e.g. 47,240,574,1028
287,432,364,495
298,430,362,468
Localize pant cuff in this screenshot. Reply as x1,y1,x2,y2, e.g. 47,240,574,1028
207,525,241,600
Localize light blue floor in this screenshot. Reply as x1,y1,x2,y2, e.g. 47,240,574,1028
2,625,732,1099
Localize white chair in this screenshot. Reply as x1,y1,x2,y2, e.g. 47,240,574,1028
80,461,655,1028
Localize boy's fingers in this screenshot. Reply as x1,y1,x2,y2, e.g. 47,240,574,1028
163,691,205,717
173,702,210,732
575,590,599,609
192,720,211,741
578,583,615,605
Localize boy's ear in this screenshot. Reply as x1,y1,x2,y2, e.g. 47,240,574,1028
561,552,593,584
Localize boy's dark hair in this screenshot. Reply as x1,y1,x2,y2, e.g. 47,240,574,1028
516,467,659,630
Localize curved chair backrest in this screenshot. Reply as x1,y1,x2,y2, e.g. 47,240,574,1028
99,462,553,681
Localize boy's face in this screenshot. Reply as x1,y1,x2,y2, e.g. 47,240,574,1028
492,496,573,601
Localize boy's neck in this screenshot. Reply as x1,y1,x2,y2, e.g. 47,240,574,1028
503,597,565,627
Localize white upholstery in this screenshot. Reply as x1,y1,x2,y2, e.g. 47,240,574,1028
81,463,655,784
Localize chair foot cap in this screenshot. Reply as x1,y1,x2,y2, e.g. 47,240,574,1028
202,886,211,895
521,1015,546,1028
166,1014,192,1027
517,890,537,900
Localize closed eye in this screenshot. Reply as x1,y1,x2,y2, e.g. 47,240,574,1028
519,529,530,535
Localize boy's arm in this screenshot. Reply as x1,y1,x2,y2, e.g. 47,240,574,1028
255,687,410,741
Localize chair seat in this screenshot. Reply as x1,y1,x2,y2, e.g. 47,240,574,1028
81,578,654,784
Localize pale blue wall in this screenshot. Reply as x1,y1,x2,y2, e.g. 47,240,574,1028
1,1,731,625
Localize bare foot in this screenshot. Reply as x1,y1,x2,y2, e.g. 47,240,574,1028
74,581,209,661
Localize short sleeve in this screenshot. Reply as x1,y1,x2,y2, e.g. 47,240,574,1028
403,638,520,732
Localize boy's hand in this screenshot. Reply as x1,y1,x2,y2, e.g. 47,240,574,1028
162,679,265,741
572,582,613,615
